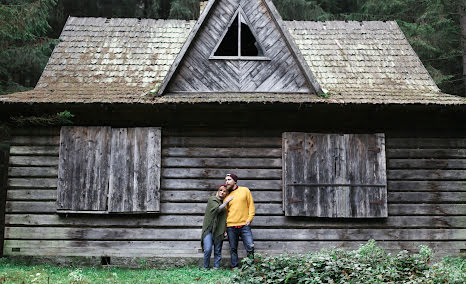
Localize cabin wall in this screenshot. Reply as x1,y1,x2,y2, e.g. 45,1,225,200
3,128,466,259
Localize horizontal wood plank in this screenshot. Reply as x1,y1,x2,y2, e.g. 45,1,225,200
388,204,466,216
388,159,466,169
7,189,466,204
162,179,282,190
6,201,466,216
162,137,281,147
9,167,58,177
388,170,466,180
6,189,282,202
10,146,59,156
10,136,60,146
162,168,281,179
5,227,465,241
8,178,57,188
9,156,58,166
163,157,281,168
388,192,466,203
388,181,466,191
162,147,282,158
5,214,466,229
386,138,466,149
387,149,466,159
5,201,283,215
4,240,464,257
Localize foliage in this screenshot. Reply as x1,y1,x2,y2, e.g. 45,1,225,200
169,0,200,20
272,0,332,21
230,240,466,283
10,110,75,126
0,259,233,284
342,0,464,97
0,0,58,95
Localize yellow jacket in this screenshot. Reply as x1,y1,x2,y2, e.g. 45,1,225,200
226,186,255,226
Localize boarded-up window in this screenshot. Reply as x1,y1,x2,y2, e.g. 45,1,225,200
282,133,387,218
57,126,161,213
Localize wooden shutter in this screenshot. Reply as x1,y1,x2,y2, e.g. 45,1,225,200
283,132,387,218
108,127,161,213
57,127,111,212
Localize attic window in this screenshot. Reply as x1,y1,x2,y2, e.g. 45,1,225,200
210,8,267,60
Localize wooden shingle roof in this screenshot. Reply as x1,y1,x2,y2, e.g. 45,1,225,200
1,16,464,105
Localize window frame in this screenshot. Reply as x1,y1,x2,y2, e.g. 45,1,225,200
209,7,270,61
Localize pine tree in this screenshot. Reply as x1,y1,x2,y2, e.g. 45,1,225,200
0,0,58,95
344,0,464,97
168,0,199,20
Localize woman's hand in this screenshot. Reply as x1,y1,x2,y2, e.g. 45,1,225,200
225,196,234,203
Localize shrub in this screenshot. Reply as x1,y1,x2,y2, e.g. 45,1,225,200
230,240,466,283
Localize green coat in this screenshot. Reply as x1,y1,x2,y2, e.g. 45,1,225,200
201,195,227,251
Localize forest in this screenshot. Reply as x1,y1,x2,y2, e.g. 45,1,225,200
0,0,465,97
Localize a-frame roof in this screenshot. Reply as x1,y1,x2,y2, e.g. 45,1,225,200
1,11,465,105
156,0,322,95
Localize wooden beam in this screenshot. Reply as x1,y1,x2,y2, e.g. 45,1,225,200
5,214,466,229
4,240,465,258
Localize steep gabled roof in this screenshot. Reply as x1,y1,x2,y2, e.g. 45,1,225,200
156,0,322,95
1,15,464,105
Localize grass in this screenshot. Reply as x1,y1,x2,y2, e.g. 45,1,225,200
0,259,233,284
1,241,465,283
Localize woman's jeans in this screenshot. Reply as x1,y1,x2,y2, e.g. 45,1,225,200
227,225,254,268
203,232,223,268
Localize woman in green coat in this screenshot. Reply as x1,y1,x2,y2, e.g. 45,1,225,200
201,185,234,269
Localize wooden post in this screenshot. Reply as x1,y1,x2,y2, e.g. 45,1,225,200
0,140,9,257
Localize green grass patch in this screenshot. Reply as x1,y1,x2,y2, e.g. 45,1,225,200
0,259,233,284
0,241,465,283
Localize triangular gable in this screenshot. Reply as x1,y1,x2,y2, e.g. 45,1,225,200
157,0,322,95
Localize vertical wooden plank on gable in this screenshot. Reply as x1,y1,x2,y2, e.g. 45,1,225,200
57,127,111,211
108,128,161,213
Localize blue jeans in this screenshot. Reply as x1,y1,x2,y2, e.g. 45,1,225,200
203,232,223,268
227,225,254,268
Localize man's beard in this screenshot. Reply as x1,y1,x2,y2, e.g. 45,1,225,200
226,183,235,190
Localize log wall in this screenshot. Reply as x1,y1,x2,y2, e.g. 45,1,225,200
3,128,466,258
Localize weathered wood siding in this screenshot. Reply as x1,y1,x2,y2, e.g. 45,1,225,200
0,143,9,257
283,133,387,218
3,128,466,258
166,0,311,93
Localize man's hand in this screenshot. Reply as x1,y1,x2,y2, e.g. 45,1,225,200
245,220,250,226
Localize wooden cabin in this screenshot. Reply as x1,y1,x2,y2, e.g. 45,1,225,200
0,0,465,265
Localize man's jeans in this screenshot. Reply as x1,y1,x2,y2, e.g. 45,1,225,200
203,232,223,268
227,225,254,268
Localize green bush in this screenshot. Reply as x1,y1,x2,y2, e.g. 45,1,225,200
230,240,466,283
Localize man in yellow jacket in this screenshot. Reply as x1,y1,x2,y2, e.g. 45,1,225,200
224,173,255,269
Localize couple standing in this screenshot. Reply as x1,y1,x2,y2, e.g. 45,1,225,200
201,173,255,269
